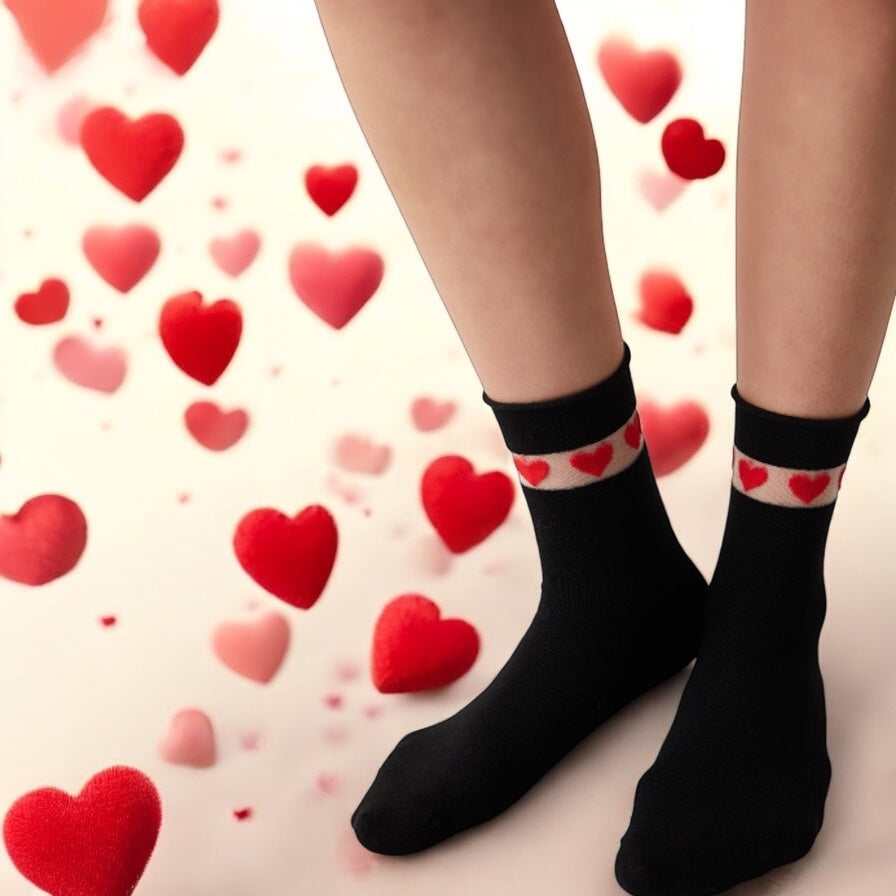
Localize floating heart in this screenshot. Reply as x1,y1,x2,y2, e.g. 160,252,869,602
661,118,725,180
332,433,391,474
80,106,184,201
410,397,456,432
635,270,693,334
53,335,127,393
211,611,290,683
158,708,216,767
159,290,242,385
57,94,95,144
288,243,384,329
14,278,69,324
138,0,219,75
372,593,480,693
421,455,515,553
3,766,161,896
3,0,109,72
184,401,248,451
209,229,260,277
82,224,160,292
596,35,682,124
305,163,358,216
638,399,709,476
0,494,87,586
638,168,688,211
233,505,338,609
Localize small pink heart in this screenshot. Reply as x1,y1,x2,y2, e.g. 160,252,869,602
53,335,127,393
82,223,161,292
332,434,391,474
211,611,290,684
410,397,456,432
209,229,260,277
184,401,249,451
158,708,216,768
638,168,688,211
57,95,95,144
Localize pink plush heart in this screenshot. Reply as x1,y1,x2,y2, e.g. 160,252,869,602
53,336,127,393
410,397,456,432
288,243,384,329
57,95,95,144
332,433,391,474
184,401,249,451
638,168,688,211
209,229,260,277
158,709,216,768
211,611,290,684
82,224,160,292
638,398,710,476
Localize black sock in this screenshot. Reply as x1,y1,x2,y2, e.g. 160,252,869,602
616,386,870,896
351,344,706,854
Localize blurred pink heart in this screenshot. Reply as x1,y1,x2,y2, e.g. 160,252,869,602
410,397,456,431
158,709,216,768
209,230,260,277
82,224,160,292
184,401,249,451
53,336,126,393
332,434,391,474
211,611,290,684
57,95,95,144
638,168,688,211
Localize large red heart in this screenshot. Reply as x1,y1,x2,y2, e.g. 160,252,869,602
0,494,87,586
421,455,515,553
635,270,693,334
158,290,242,385
184,400,248,451
661,118,726,180
138,0,219,75
3,766,161,896
638,399,709,477
82,224,161,292
80,107,184,201
14,278,70,324
288,243,384,329
596,36,682,124
372,594,480,693
53,335,127,393
305,164,358,216
233,505,338,609
3,0,109,72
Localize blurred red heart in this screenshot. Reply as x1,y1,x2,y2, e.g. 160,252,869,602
596,36,682,124
4,0,108,72
661,118,726,180
305,164,358,215
421,455,515,553
184,401,248,451
14,278,69,324
209,229,260,277
233,505,338,609
53,336,127,393
635,270,693,334
82,224,160,292
159,290,242,385
138,0,219,75
372,594,480,693
80,107,184,201
638,399,709,476
3,766,161,896
0,494,87,586
289,244,383,329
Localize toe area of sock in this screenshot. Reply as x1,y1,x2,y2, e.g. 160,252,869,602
350,799,427,856
615,844,688,896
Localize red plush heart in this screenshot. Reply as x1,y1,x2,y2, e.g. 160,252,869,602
184,400,248,451
53,335,127,393
596,35,682,124
0,494,87,586
288,243,384,329
233,505,337,609
635,270,693,334
305,164,358,216
372,594,480,693
3,766,161,896
14,278,69,324
159,290,242,385
82,224,160,292
80,107,184,201
138,0,219,75
661,118,725,180
638,399,709,476
738,459,768,491
421,455,515,553
789,473,830,504
3,0,108,72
